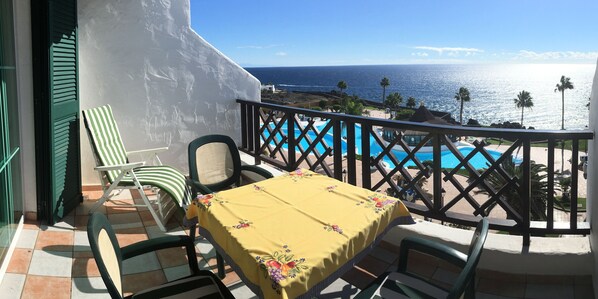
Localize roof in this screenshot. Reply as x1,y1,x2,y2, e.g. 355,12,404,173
408,105,449,125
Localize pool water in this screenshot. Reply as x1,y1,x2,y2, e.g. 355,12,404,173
265,120,516,169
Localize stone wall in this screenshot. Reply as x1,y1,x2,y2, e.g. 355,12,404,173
588,58,598,293
78,0,260,185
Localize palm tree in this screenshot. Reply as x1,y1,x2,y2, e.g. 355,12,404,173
475,158,552,221
454,87,471,125
345,95,364,116
406,97,417,108
555,75,574,130
337,81,347,96
380,77,390,103
513,90,533,127
384,92,402,116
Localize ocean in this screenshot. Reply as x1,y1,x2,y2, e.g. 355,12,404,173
245,64,596,130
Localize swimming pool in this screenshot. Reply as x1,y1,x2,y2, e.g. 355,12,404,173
265,120,517,169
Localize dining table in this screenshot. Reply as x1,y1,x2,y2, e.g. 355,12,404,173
185,168,414,299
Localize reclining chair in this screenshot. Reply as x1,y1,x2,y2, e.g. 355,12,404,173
82,105,192,231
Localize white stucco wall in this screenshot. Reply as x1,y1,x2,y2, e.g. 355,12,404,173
78,0,260,185
588,59,598,295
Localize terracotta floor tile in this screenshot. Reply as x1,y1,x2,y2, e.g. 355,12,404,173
138,210,158,226
75,215,89,231
7,248,33,273
114,227,148,247
22,219,41,230
221,269,241,286
341,266,376,290
122,269,166,296
72,251,100,277
155,246,190,268
206,256,233,275
355,255,391,277
21,275,71,299
35,231,74,251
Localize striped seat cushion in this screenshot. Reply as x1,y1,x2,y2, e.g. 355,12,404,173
130,274,229,299
374,272,448,299
121,165,192,206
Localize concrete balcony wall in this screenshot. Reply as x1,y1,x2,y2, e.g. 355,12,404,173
588,59,598,294
78,0,260,185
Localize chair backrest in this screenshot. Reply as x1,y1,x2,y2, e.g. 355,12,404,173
82,105,128,183
448,218,489,299
88,213,125,299
188,134,241,192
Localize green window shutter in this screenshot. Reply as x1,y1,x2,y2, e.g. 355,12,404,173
33,0,81,224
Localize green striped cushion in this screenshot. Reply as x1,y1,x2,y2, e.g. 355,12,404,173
83,105,128,183
120,166,192,206
83,105,192,207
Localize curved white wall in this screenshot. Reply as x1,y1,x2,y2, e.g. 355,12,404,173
78,0,260,185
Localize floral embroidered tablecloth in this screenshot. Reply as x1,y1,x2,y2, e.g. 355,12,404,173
185,169,414,299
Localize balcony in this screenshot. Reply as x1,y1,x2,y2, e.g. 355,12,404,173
0,189,593,298
0,101,594,298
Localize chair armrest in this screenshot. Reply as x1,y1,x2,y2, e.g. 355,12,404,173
121,235,200,275
126,147,169,156
95,162,144,172
241,165,274,179
189,179,214,195
398,236,467,273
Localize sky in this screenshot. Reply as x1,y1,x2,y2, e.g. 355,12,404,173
190,0,598,67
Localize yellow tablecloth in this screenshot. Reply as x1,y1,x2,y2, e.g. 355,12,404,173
185,169,414,299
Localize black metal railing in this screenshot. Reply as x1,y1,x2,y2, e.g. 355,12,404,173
237,99,593,245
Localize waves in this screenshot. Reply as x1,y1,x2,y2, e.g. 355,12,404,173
247,64,595,130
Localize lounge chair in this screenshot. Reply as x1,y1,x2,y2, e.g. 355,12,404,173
355,218,489,299
87,212,235,298
82,105,192,231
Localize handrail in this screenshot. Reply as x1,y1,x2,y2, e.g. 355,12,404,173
237,99,593,245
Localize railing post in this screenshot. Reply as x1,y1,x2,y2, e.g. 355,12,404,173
333,120,343,181
361,124,371,189
433,134,443,212
547,139,555,230
253,105,260,165
522,139,531,246
247,104,254,153
240,102,247,150
287,112,296,170
570,139,579,229
346,121,356,185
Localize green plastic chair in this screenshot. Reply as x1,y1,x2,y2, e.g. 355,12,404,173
187,134,273,278
83,105,192,232
87,212,235,299
356,218,489,299
187,134,273,195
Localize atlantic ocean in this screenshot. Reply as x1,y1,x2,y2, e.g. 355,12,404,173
245,64,595,130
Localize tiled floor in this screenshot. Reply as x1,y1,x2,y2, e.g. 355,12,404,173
0,189,594,299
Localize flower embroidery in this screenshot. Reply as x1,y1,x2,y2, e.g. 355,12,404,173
324,224,343,234
256,245,308,294
253,184,265,191
287,168,313,181
192,193,226,210
326,185,337,192
232,220,252,229
364,194,397,213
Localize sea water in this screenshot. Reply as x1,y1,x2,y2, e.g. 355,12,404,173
246,64,595,130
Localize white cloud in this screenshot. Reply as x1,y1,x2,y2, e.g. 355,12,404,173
516,50,598,61
411,52,429,57
275,52,287,56
414,46,484,56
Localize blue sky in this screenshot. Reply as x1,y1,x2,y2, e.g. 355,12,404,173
190,0,598,67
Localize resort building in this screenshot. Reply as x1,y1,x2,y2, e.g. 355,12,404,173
0,0,597,297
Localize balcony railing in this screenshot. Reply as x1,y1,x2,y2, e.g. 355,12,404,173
237,99,593,245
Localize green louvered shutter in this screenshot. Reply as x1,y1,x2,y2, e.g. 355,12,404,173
32,0,81,224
